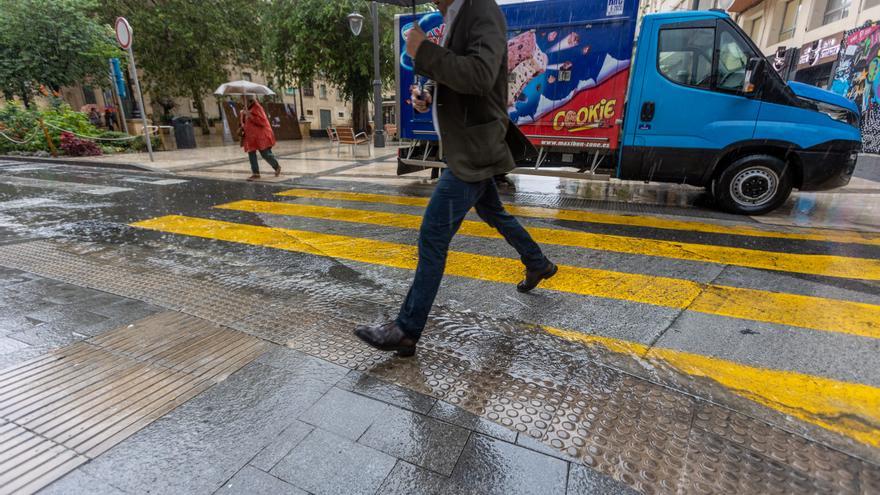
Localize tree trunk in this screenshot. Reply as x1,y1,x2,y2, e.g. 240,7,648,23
191,86,210,135
352,98,369,133
20,84,30,109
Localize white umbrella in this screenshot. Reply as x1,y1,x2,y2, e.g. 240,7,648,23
214,80,276,96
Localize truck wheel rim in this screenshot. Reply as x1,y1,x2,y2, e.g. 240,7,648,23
730,166,777,208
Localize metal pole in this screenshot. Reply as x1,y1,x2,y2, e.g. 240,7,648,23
108,60,128,134
298,82,306,121
371,1,385,148
126,47,154,161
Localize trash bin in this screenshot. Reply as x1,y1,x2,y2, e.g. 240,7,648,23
172,117,196,149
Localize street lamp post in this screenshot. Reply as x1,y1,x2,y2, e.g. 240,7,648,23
348,3,385,148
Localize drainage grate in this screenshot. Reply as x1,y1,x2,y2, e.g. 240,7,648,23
0,312,266,494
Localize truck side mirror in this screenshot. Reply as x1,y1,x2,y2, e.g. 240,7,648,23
743,57,766,96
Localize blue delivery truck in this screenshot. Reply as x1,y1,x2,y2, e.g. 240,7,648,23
394,0,861,215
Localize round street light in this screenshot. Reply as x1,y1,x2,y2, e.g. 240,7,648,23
347,12,364,36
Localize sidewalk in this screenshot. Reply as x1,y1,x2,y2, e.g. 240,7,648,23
0,265,632,495
0,235,875,494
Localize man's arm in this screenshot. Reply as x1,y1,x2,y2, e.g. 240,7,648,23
413,10,505,96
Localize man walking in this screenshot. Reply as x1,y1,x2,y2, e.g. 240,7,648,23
354,0,557,357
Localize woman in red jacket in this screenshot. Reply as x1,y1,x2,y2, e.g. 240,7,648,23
239,96,281,181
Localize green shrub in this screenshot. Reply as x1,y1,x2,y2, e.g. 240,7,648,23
0,102,112,155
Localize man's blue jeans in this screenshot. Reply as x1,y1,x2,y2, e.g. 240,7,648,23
396,170,549,339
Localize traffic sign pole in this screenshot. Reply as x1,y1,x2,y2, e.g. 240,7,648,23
115,17,153,162
126,48,153,161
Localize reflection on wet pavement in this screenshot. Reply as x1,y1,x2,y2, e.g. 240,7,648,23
0,156,879,493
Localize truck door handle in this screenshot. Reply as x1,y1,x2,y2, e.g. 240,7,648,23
641,101,655,122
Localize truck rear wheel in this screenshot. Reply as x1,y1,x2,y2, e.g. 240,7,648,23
713,155,792,215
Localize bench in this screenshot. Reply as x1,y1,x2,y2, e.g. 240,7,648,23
335,126,371,157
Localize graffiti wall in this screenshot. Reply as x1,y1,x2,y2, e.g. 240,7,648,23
831,24,880,153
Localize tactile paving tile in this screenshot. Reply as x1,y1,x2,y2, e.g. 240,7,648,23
0,239,876,495
682,427,848,494
862,462,880,494
0,311,266,494
693,402,861,493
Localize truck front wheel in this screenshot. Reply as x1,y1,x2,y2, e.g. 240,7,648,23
713,155,792,215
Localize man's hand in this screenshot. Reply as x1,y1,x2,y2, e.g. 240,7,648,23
411,86,432,113
406,25,427,59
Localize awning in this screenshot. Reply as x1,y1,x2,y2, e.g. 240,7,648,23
728,0,764,13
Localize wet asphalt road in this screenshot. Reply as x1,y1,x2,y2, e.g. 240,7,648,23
0,158,879,493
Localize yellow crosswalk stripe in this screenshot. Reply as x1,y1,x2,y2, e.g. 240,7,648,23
217,200,880,281
543,326,880,448
131,215,880,340
276,188,880,247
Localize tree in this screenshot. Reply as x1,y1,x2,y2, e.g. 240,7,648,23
97,0,263,133
0,0,120,108
264,0,399,131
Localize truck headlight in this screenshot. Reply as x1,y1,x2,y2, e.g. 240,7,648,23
815,101,859,127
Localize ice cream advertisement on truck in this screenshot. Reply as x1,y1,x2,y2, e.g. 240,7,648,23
395,0,639,151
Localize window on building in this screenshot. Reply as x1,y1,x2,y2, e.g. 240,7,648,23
823,0,851,25
747,16,764,42
319,84,327,99
778,0,800,42
306,109,314,116
658,27,714,89
338,112,344,118
302,82,314,97
242,72,253,82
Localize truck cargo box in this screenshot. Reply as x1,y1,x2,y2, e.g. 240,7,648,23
394,0,639,153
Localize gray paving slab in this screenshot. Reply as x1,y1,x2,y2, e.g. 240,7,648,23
566,463,639,495
377,434,568,495
654,310,880,387
376,461,457,495
271,428,397,495
337,370,437,414
249,420,314,472
39,468,128,495
359,406,471,476
450,434,568,494
428,400,517,443
254,346,350,386
81,360,332,495
215,466,306,495
299,387,391,440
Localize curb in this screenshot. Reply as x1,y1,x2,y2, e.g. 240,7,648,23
0,155,160,173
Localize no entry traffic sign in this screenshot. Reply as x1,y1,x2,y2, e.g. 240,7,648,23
115,17,132,50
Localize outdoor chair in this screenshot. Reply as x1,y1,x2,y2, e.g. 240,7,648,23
326,127,340,153
335,126,371,157
384,124,398,144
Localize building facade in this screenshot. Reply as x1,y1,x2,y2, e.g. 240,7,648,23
31,67,354,134
730,0,880,88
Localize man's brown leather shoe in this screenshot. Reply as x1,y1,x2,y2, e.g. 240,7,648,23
517,261,558,293
354,321,417,357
